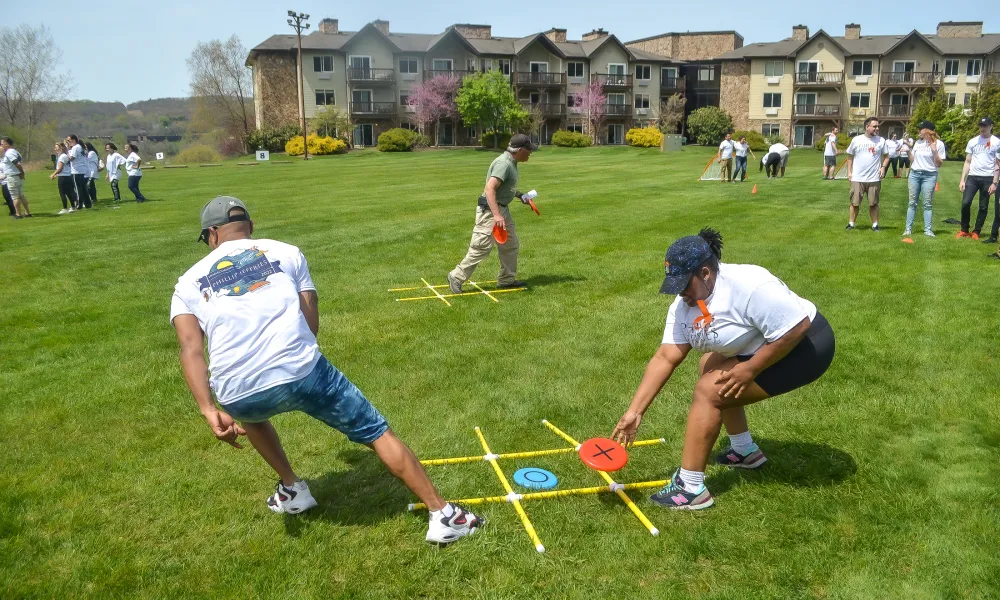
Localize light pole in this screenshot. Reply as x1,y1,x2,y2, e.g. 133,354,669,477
288,10,310,160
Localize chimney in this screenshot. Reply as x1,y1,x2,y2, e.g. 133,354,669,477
845,23,860,40
373,19,389,36
582,28,609,42
792,25,809,41
318,18,339,34
454,24,492,39
936,21,983,38
544,28,567,43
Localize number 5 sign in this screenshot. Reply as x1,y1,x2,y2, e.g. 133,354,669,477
256,151,270,161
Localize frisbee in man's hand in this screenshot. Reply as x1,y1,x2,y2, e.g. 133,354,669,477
492,223,508,243
528,199,540,215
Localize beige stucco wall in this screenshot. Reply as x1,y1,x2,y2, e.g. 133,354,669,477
748,59,794,120
588,42,630,76
426,35,478,72
516,40,564,74
301,52,349,119
794,37,845,73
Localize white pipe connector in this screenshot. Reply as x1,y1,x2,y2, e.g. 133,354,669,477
505,492,523,503
575,444,582,451
650,528,660,536
407,503,416,511
608,482,624,492
535,544,546,553
483,453,499,461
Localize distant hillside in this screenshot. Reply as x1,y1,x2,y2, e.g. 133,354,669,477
41,98,196,137
127,97,194,119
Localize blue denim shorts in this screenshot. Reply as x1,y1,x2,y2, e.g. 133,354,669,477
222,356,388,445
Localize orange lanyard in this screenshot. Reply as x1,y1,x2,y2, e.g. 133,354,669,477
693,300,713,330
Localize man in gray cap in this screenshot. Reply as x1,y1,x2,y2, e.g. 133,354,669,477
170,196,484,546
447,133,537,294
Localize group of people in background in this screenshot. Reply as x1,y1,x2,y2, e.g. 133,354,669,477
716,133,789,182
2,135,148,220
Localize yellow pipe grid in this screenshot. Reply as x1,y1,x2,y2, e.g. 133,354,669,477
389,279,527,304
407,419,667,552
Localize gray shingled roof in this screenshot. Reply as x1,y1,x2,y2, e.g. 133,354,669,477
719,30,1000,60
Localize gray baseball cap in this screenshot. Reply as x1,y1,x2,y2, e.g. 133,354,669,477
198,196,251,243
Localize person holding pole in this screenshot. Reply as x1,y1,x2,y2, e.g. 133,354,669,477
609,228,834,510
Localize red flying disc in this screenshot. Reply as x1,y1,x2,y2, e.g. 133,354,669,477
578,437,628,472
528,199,540,216
492,223,508,243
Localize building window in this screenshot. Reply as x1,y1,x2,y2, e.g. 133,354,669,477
498,59,511,75
849,92,870,108
635,65,651,80
567,95,580,108
400,122,419,132
567,124,584,134
944,59,960,76
852,60,873,76
662,67,677,82
399,92,410,106
763,93,782,108
762,123,780,137
698,66,715,81
947,93,957,106
964,93,972,107
400,58,418,74
432,59,453,71
313,55,334,73
481,58,493,72
968,59,982,76
315,90,336,105
634,94,650,109
764,61,784,77
568,62,584,77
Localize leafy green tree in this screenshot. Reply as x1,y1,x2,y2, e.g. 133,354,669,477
685,106,734,146
456,70,528,148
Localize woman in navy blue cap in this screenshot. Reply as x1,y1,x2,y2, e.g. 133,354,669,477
610,229,835,510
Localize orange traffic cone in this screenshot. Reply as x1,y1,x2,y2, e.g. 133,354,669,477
935,181,940,192
752,184,758,194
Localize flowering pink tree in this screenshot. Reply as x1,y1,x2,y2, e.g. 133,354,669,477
571,81,607,145
407,74,460,146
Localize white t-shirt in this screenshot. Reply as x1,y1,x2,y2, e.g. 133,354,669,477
1,148,22,178
662,263,816,357
169,239,321,405
105,152,126,180
824,134,838,157
68,143,86,175
885,140,899,158
768,143,789,154
846,134,887,183
735,141,748,157
56,153,72,176
87,150,99,178
719,140,735,160
965,135,1000,177
125,152,142,176
910,139,947,173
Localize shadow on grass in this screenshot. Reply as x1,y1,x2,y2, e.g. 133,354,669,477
523,274,586,288
709,438,856,496
282,448,411,536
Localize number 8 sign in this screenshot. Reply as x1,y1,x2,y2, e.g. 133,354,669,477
256,151,270,161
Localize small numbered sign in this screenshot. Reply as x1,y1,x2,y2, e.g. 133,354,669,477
256,150,270,161
155,152,164,160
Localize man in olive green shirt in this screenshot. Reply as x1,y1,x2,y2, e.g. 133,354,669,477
448,134,537,293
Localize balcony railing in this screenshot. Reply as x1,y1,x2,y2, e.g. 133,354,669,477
660,77,686,93
793,104,842,117
349,102,396,116
347,68,395,83
599,103,632,117
423,69,475,80
513,72,566,86
793,71,844,86
592,73,633,88
880,71,942,86
520,102,566,117
877,104,916,118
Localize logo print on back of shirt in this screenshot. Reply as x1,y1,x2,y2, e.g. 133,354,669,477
198,247,283,298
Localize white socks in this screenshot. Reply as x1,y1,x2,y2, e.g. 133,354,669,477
848,221,855,227
729,430,758,455
430,503,455,520
678,469,705,493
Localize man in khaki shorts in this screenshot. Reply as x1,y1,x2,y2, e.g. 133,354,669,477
448,133,537,293
845,117,888,231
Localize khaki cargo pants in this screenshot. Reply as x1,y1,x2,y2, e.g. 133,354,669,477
449,205,519,286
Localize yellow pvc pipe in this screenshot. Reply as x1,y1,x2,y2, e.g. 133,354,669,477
469,281,499,303
420,277,451,306
475,427,546,553
395,288,526,302
407,479,670,511
389,280,499,292
419,438,666,466
541,419,660,536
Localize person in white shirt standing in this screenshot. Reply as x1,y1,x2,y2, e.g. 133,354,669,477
883,133,900,179
85,142,100,206
171,197,485,545
49,142,77,214
844,117,889,231
904,120,946,238
609,229,834,510
768,141,789,177
733,136,754,182
0,137,31,218
104,143,126,202
898,135,913,179
65,134,90,209
718,132,735,183
957,117,1000,241
822,127,840,180
124,143,147,202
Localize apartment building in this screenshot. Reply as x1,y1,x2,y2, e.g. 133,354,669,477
718,22,1000,146
245,19,741,145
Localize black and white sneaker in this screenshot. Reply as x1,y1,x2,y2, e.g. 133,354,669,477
266,480,317,514
426,503,485,546
845,224,855,230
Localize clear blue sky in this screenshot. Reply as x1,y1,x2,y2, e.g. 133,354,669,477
13,0,998,104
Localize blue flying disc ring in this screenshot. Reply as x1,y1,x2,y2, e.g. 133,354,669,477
513,467,558,490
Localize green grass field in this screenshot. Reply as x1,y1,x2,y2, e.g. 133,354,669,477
2,146,999,599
